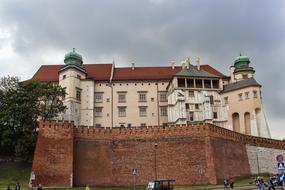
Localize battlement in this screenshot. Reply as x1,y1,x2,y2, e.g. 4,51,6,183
34,120,285,187
38,120,285,149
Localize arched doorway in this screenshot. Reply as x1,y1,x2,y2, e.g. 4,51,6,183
232,112,240,132
244,112,251,135
255,108,261,136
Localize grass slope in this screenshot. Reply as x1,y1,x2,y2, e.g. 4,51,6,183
0,162,31,190
0,162,258,190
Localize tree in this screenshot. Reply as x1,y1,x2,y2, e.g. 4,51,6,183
0,77,66,160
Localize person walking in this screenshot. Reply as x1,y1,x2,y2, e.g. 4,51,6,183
223,178,229,190
267,177,276,190
37,184,43,190
229,177,235,189
256,176,265,190
85,184,90,190
6,186,11,190
15,183,20,190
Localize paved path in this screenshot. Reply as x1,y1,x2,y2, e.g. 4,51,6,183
214,185,284,190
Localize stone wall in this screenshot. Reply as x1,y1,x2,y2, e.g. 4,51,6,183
246,145,285,174
31,120,285,187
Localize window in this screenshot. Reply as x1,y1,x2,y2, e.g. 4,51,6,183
186,79,194,88
139,106,147,117
106,98,110,102
94,107,103,117
185,103,189,109
212,80,219,89
138,92,147,102
62,87,66,100
245,91,249,99
127,123,132,127
188,91,195,97
238,93,243,101
118,107,126,117
95,124,101,128
118,92,126,103
242,74,248,79
209,95,214,104
195,104,199,110
63,75,66,79
160,106,167,116
253,90,258,98
76,88,81,101
196,79,203,88
141,123,146,127
159,92,167,102
213,112,218,119
224,97,228,104
204,80,211,88
178,78,185,87
95,92,103,103
77,74,81,79
189,112,194,121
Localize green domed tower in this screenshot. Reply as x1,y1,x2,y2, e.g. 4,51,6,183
233,53,255,74
64,48,83,66
60,48,86,73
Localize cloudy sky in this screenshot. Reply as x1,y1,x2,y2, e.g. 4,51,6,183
0,0,284,139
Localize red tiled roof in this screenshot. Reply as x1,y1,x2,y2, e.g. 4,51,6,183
113,65,227,81
83,64,113,80
32,65,62,82
32,64,113,82
32,64,226,82
113,67,182,81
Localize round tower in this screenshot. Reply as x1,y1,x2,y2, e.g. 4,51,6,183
233,53,255,81
59,49,87,125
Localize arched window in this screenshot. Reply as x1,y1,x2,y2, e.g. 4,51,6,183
244,112,251,135
232,112,240,132
255,108,261,136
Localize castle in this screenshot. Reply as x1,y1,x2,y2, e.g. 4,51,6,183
32,49,271,138
31,52,284,187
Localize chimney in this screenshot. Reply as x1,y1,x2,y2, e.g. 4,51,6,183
131,61,135,70
181,57,190,69
230,65,235,82
185,57,190,69
171,60,175,69
196,57,200,70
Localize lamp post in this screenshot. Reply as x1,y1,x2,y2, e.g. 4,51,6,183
154,143,158,180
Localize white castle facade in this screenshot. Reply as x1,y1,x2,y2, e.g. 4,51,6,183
32,49,271,138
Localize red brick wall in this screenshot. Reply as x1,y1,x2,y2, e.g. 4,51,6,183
32,121,285,187
210,138,250,183
73,137,216,186
32,121,74,187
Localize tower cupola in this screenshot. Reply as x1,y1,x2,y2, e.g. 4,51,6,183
60,48,86,74
64,48,83,66
233,53,254,74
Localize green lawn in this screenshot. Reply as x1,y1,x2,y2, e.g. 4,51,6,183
0,162,259,190
0,162,32,190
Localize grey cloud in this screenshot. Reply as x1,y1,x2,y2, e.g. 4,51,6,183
0,0,284,138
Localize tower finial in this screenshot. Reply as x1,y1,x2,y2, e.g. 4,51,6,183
240,52,242,56
73,48,75,52
196,56,200,70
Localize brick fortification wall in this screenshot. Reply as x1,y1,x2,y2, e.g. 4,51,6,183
32,121,285,187
32,121,74,187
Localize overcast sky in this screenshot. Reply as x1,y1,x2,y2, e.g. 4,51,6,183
0,0,284,139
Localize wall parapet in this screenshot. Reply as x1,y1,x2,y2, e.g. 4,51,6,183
38,120,285,149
